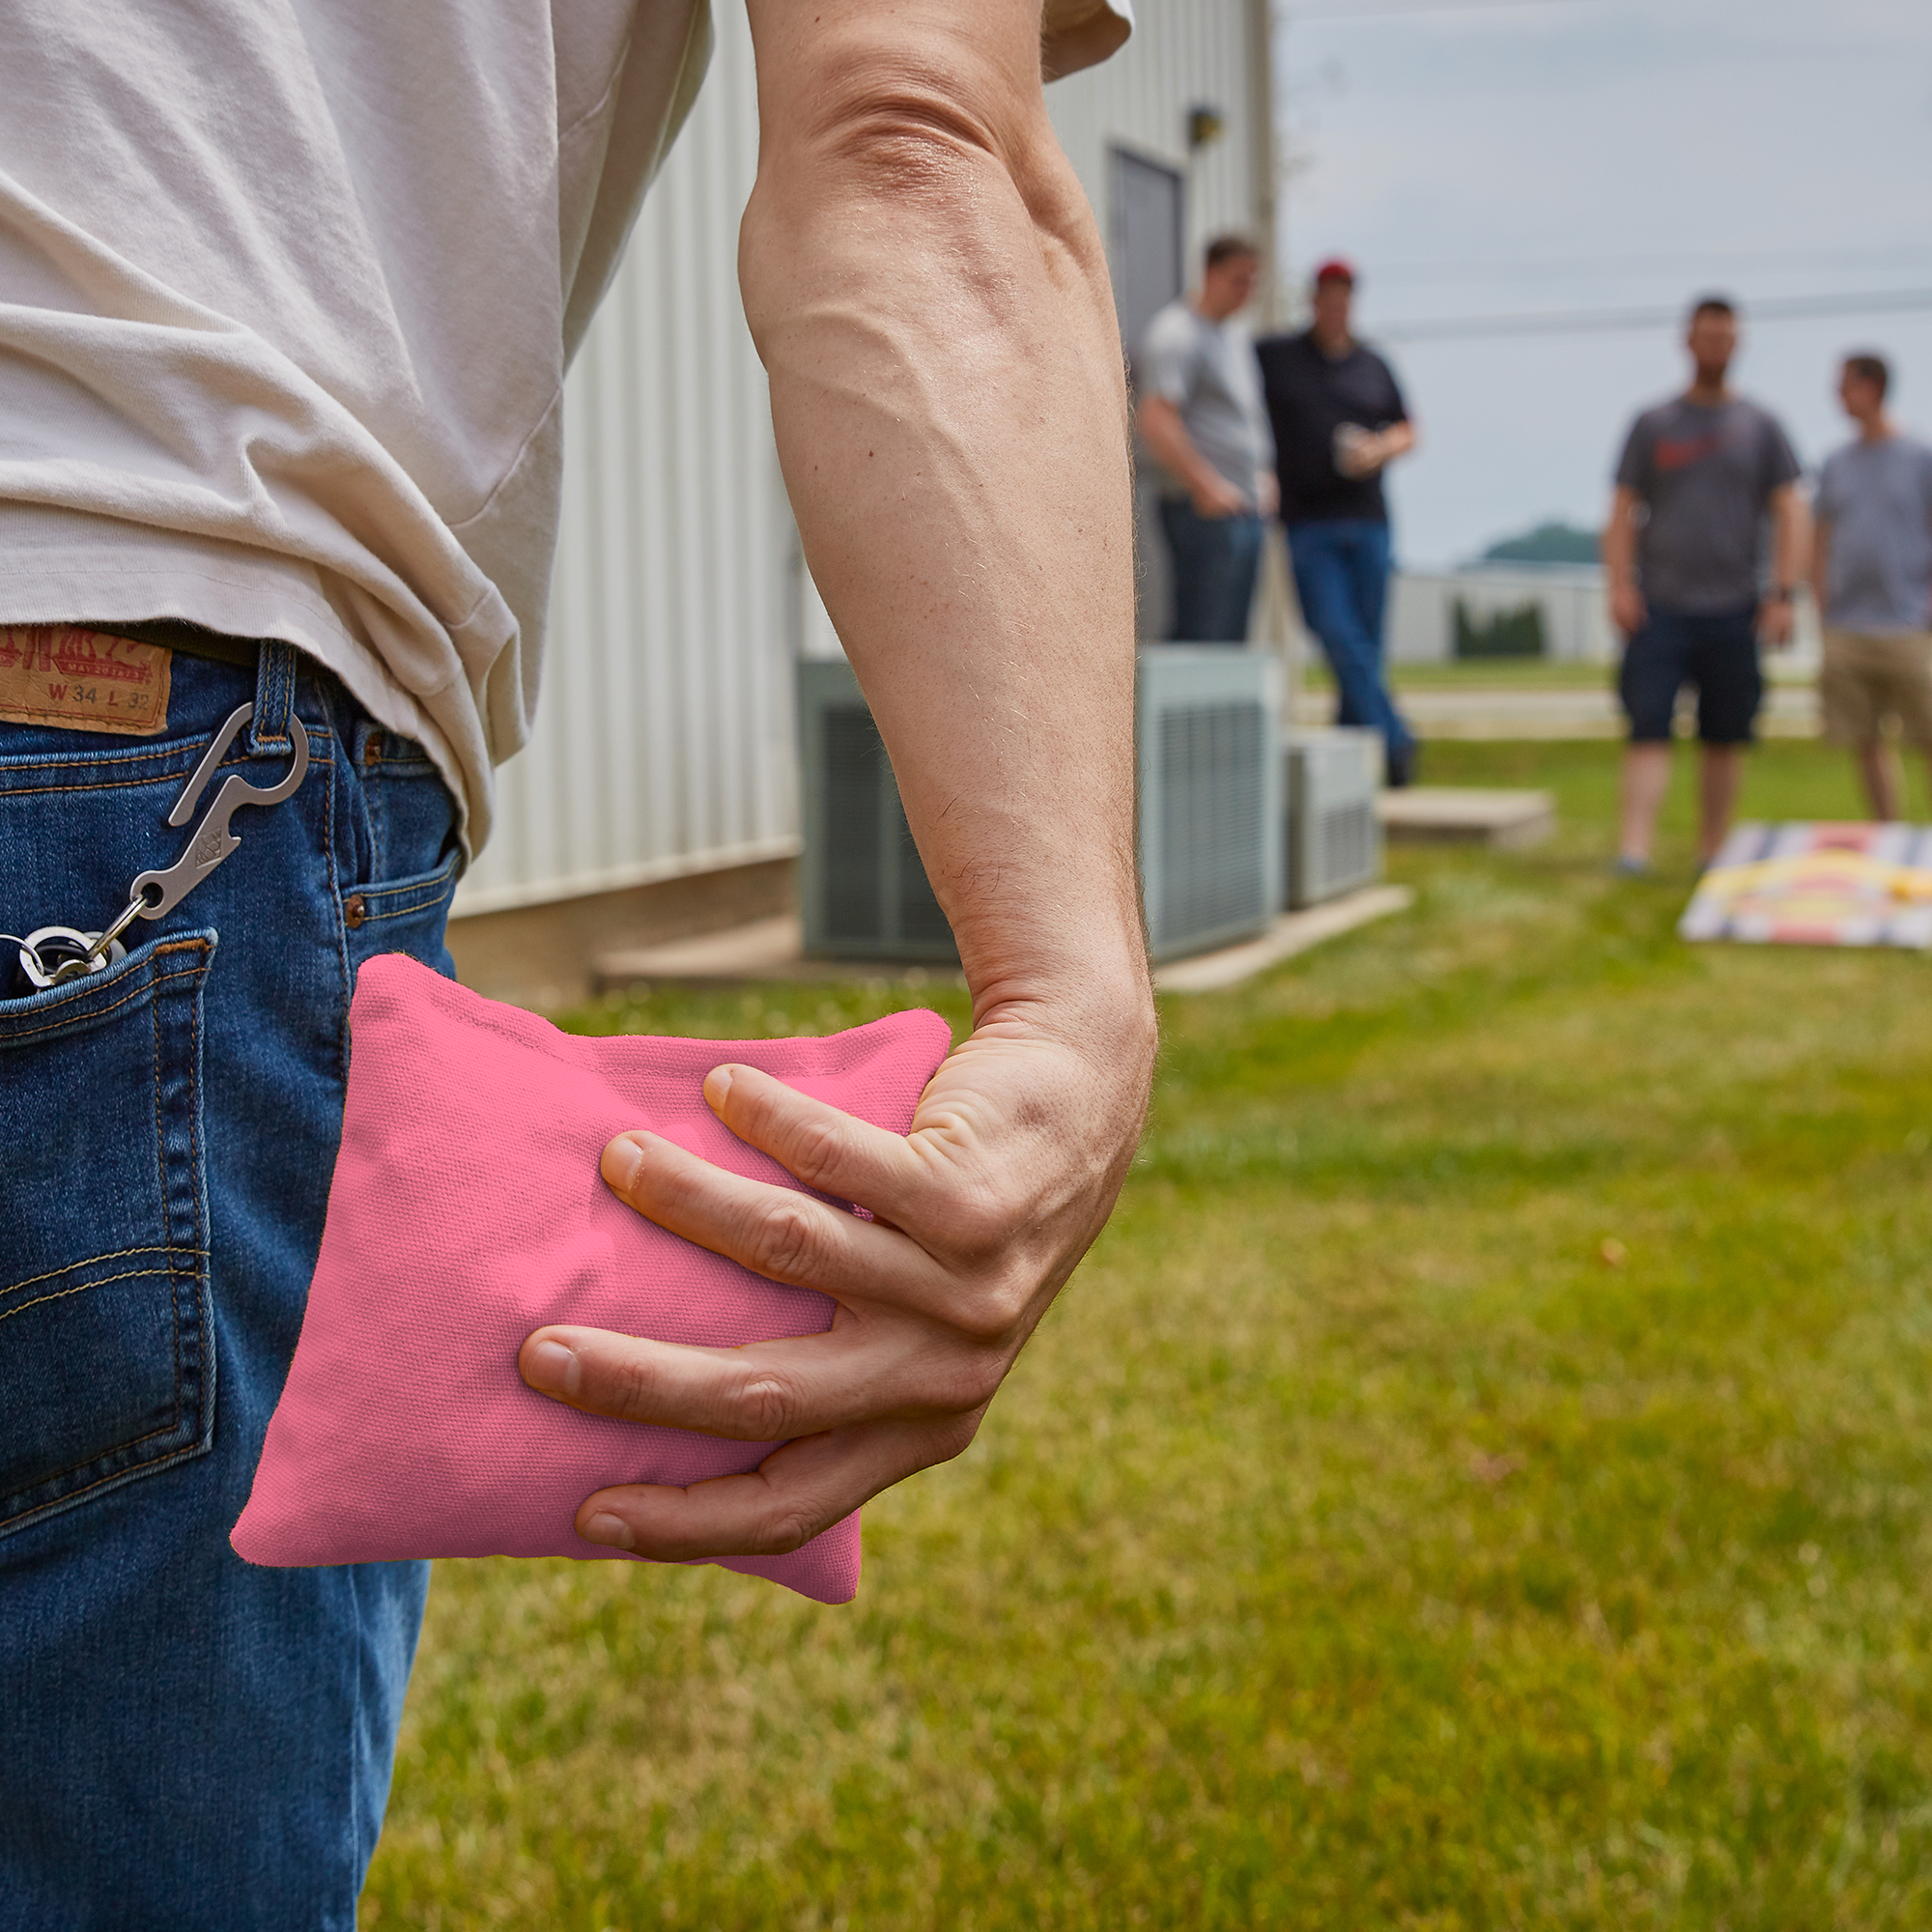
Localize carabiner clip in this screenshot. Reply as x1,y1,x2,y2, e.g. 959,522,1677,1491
128,701,310,921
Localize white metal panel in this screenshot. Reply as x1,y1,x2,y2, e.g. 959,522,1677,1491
457,0,1269,916
454,3,793,915
1048,0,1265,313
1381,568,1616,665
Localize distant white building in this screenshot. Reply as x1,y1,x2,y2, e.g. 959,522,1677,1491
449,0,1279,1006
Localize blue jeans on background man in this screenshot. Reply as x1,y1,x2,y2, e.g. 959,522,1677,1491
1159,498,1264,642
1,641,463,1929
1287,516,1414,766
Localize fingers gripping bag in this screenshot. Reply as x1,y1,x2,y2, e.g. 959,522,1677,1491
230,952,952,1604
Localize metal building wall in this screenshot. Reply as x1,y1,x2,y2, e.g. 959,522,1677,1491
453,2,790,916
455,0,1271,917
1047,0,1269,288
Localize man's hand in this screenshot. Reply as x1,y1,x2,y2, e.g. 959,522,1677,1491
1336,421,1416,480
1603,486,1646,637
519,1003,1148,1558
1609,578,1648,637
1139,392,1247,519
1761,483,1806,652
1190,469,1248,519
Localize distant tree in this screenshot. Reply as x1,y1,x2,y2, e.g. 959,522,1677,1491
1478,520,1602,566
1454,598,1546,659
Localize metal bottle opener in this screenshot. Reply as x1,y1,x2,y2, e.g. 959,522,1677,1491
10,701,309,991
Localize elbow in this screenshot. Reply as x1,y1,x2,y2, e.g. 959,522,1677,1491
743,43,1096,293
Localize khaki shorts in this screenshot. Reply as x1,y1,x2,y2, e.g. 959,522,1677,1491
1820,628,1932,749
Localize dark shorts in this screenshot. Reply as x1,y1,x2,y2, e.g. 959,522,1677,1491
1618,605,1762,745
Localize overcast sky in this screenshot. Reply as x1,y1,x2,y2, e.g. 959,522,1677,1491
1271,0,1932,565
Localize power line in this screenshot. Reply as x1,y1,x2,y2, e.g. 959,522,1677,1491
1376,287,1932,343
1279,0,1580,15
1359,243,1932,285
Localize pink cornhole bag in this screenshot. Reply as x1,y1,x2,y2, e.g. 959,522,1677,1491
231,952,952,1605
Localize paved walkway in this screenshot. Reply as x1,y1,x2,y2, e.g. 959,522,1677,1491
1293,679,1819,740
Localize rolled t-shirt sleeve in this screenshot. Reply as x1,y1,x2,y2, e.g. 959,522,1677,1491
1137,308,1195,407
1763,418,1802,495
1042,0,1133,78
1381,360,1410,427
1615,416,1654,496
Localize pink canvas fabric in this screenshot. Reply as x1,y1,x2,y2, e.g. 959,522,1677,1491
231,952,952,1605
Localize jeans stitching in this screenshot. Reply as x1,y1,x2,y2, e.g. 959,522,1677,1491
0,752,335,800
0,952,210,1043
181,925,209,1449
359,882,457,923
356,853,459,904
0,1243,207,1303
150,941,183,1445
0,1266,178,1327
0,1429,206,1530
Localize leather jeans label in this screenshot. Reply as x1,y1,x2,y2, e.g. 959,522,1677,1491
0,626,171,735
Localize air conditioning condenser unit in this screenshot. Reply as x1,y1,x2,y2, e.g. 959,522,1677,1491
797,659,958,961
797,647,1283,964
1286,727,1382,908
1136,645,1282,959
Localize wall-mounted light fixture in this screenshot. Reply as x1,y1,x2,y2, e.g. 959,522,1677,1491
1186,104,1225,151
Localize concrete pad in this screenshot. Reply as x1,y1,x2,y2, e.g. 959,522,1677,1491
1154,885,1414,994
592,916,966,991
1291,684,1819,740
594,887,1414,997
1378,787,1555,848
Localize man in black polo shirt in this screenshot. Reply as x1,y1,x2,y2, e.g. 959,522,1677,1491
1258,259,1418,784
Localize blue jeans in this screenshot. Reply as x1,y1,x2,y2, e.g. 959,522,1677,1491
1287,518,1413,757
1158,499,1264,642
1,642,463,1929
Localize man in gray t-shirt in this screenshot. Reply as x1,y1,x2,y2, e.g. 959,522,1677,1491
1135,235,1276,642
1811,351,1932,819
1602,297,1804,870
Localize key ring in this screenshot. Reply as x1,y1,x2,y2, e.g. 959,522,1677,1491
11,701,309,990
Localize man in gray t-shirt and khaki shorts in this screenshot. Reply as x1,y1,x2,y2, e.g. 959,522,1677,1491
1812,352,1932,819
1603,296,1804,870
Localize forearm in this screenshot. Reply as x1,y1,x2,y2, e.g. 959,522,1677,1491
1601,490,1638,582
1138,396,1216,497
1378,420,1416,464
741,0,1147,1034
1770,489,1807,592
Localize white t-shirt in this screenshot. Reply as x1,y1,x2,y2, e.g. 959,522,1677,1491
0,0,1131,848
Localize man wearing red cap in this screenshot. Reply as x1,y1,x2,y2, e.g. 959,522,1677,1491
1258,260,1419,784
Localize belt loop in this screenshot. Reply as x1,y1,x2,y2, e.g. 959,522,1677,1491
249,640,298,755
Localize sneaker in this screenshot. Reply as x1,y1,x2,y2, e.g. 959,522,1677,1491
1385,742,1418,789
1610,854,1652,877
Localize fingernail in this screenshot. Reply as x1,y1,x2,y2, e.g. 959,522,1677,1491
602,1134,643,1193
704,1065,735,1109
525,1338,581,1397
582,1511,634,1550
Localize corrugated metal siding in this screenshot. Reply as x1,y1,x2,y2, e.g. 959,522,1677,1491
1048,0,1264,276
456,0,1269,916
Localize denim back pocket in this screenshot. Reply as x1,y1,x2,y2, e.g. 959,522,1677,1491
0,930,217,1539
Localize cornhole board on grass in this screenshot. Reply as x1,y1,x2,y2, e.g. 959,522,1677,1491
1680,822,1932,948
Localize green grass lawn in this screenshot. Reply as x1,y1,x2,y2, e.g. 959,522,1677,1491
1303,656,1616,692
362,740,1932,1929
1298,658,1816,692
